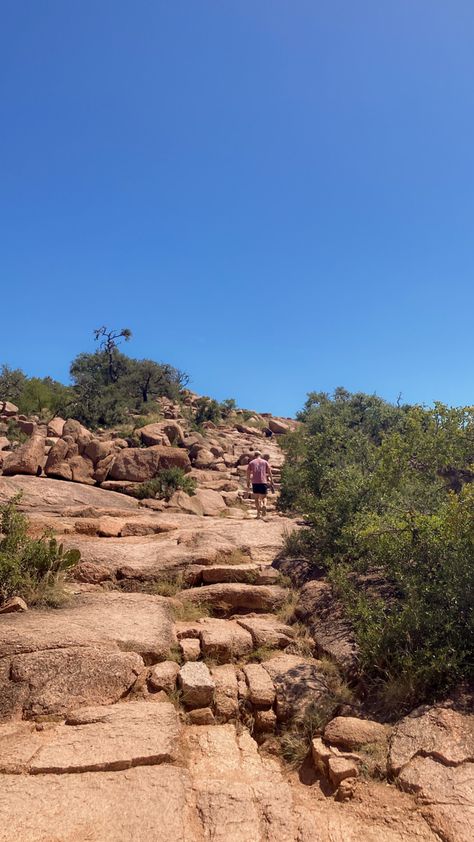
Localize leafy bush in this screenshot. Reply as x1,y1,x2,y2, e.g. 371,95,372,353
0,496,81,606
194,397,222,426
279,390,474,714
134,467,196,500
6,420,28,445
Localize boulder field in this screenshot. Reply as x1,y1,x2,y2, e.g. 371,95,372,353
0,399,471,841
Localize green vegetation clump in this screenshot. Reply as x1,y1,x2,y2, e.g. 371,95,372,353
134,467,197,501
0,496,80,607
279,389,474,715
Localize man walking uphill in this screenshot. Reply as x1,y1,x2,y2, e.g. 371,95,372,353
247,451,274,519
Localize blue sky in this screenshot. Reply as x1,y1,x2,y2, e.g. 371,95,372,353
1,1,473,416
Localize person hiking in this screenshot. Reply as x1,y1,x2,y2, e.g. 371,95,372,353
246,450,274,519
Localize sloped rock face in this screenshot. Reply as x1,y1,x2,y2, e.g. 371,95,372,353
390,705,474,842
0,475,139,513
28,701,180,773
0,766,190,842
7,648,143,720
0,409,448,841
295,580,359,674
0,591,176,720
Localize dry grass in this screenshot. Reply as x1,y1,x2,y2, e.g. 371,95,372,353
148,574,183,597
213,548,252,566
240,645,279,664
165,644,183,665
276,589,299,623
357,740,389,780
171,600,211,622
25,572,71,609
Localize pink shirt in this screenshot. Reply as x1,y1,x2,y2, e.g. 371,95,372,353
248,458,269,484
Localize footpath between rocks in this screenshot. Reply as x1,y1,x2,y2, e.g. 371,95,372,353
0,404,472,841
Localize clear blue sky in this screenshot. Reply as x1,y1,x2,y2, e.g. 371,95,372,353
1,1,473,416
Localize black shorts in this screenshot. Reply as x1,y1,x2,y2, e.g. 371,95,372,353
252,483,268,495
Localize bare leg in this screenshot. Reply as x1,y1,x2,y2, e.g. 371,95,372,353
254,493,263,518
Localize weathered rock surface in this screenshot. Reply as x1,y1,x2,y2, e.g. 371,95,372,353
262,653,329,722
179,583,288,614
235,614,295,648
109,445,190,482
178,661,215,708
149,661,180,694
243,663,275,708
389,705,474,774
4,647,143,720
0,475,139,513
295,580,359,673
389,705,474,842
325,716,389,750
2,434,44,476
198,618,254,661
398,755,474,842
210,664,239,720
29,700,180,773
0,766,190,841
0,591,176,663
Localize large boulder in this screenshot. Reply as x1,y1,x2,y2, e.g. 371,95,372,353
0,401,18,417
46,417,65,437
62,419,92,441
324,716,388,750
268,418,289,434
1,435,44,476
140,421,185,447
138,424,171,447
109,446,190,482
44,437,77,480
193,488,227,516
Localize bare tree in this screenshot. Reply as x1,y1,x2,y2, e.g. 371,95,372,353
93,326,132,383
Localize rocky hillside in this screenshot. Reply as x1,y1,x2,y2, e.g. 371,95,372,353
0,394,472,841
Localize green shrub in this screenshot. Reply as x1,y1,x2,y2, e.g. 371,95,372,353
194,397,222,426
0,496,81,606
279,390,474,714
134,467,196,501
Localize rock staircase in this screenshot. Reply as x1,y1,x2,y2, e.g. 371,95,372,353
0,410,464,842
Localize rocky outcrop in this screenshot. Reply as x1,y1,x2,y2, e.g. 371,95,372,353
109,445,190,482
295,579,359,674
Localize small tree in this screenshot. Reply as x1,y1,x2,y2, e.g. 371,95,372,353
0,364,27,403
93,326,132,384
